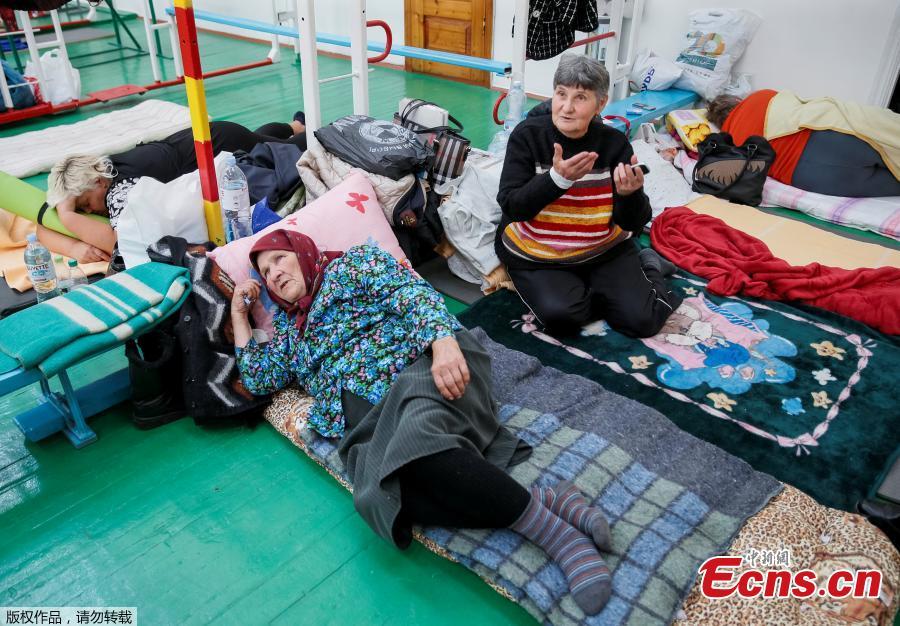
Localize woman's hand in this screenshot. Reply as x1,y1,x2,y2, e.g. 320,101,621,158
71,241,111,264
613,155,645,196
55,196,76,216
552,143,598,182
231,279,261,317
431,336,470,401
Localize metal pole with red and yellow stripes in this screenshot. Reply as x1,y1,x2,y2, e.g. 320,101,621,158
172,0,225,245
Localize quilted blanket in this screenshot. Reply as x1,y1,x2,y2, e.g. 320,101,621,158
0,99,192,177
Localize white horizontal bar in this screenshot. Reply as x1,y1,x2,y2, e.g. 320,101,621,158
318,71,358,85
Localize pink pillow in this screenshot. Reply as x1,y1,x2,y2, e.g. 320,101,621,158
209,171,406,334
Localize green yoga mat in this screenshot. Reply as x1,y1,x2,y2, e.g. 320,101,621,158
0,171,109,238
459,275,900,512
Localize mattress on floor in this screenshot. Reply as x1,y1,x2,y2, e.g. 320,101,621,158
686,195,900,270
264,385,899,626
0,99,193,178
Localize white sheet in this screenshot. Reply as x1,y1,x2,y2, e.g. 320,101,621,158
630,139,700,217
0,99,192,178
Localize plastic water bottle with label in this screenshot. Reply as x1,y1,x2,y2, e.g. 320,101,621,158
219,155,252,242
24,233,60,302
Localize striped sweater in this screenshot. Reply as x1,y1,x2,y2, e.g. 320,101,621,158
496,114,651,269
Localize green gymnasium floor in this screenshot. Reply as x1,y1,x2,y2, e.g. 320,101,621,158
0,15,534,626
2,12,899,626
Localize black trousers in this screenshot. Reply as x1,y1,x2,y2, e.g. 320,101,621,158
792,129,900,198
112,120,307,184
397,448,531,530
509,241,682,338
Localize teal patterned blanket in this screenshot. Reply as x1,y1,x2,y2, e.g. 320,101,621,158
271,330,781,625
0,263,190,376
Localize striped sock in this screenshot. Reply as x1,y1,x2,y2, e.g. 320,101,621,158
536,481,612,552
510,494,611,615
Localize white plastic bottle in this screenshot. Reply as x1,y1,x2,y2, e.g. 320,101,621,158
65,259,89,291
219,155,252,242
23,234,60,302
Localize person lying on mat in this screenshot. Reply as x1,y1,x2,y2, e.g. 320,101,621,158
496,54,681,337
231,229,615,616
707,91,900,198
38,115,308,263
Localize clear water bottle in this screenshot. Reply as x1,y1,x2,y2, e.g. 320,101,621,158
505,77,526,129
65,259,88,291
24,233,60,302
219,155,252,242
55,255,71,293
489,75,527,156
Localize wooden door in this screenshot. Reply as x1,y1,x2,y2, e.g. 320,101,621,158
405,0,493,86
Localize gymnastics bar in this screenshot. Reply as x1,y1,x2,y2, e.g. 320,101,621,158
171,0,225,246
162,7,512,76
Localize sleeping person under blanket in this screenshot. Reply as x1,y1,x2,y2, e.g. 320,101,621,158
38,116,307,264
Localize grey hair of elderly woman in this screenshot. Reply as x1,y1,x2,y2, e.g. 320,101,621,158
553,54,610,100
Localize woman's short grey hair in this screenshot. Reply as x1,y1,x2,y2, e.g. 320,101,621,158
553,54,610,100
47,154,116,206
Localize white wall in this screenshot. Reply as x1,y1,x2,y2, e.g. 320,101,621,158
117,0,899,105
636,0,898,105
492,0,899,104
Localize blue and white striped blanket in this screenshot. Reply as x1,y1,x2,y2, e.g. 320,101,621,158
0,263,191,376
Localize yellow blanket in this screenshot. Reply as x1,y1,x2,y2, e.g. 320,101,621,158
0,208,107,292
766,91,900,179
687,195,900,270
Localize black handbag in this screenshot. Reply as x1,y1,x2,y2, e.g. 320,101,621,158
692,132,776,206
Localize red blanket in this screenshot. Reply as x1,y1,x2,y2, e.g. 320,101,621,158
650,207,900,335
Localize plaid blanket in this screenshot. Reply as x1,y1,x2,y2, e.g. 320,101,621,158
266,329,781,625
0,263,190,376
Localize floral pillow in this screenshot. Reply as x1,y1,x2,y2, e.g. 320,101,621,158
208,171,406,335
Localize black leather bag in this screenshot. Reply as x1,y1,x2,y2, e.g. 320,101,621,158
691,132,776,206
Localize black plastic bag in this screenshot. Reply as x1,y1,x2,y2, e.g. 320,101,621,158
314,115,432,180
691,132,775,207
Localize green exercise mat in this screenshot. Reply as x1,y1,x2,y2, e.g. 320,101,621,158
0,171,109,238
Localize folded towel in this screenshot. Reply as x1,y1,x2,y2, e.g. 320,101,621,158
0,262,191,375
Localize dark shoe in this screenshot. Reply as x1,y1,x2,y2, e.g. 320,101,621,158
125,327,187,430
639,247,677,277
857,498,900,551
292,110,306,125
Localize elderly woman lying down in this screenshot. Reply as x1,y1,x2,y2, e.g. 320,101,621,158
230,229,615,615
38,117,306,264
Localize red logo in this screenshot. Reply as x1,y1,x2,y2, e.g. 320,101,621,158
698,556,882,600
346,192,369,214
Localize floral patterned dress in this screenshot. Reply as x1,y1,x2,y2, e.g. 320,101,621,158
236,245,462,438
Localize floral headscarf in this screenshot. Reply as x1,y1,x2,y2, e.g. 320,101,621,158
249,230,342,331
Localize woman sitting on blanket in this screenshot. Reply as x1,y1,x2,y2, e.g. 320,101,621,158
496,54,681,338
39,116,308,264
231,229,615,616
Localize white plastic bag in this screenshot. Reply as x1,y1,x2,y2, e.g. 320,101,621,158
628,49,683,92
116,153,232,268
24,49,80,105
673,9,761,100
